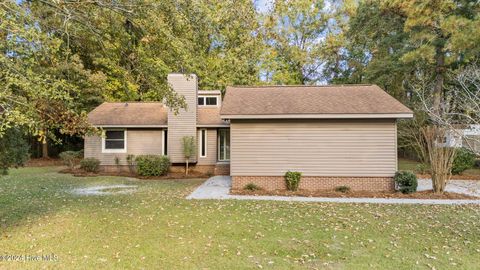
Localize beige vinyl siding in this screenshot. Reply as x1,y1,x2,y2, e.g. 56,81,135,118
230,119,397,177
197,128,217,165
167,74,197,163
84,129,163,165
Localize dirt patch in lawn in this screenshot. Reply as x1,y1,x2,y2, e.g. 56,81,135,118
231,189,479,200
60,168,209,180
71,184,138,196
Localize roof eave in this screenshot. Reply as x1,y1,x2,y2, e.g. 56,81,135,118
196,124,230,128
91,124,168,128
220,113,414,120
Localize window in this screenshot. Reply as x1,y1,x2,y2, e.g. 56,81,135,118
102,130,126,153
162,129,168,156
206,97,217,105
218,129,230,161
198,96,218,106
200,129,207,157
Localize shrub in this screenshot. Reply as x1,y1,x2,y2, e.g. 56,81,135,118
285,171,302,191
135,155,170,176
80,158,100,173
335,186,350,193
0,128,29,175
475,159,480,168
59,151,82,170
126,154,135,166
244,183,261,191
394,171,418,194
114,156,120,165
182,136,196,175
452,148,476,174
415,163,430,174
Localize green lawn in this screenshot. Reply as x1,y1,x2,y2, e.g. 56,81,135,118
1,167,480,269
398,158,421,171
398,158,480,175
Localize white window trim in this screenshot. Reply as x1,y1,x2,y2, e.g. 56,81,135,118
198,96,218,107
199,129,207,157
162,129,168,156
102,129,127,153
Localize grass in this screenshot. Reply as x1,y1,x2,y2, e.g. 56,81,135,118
398,158,422,171
1,167,480,269
398,158,480,176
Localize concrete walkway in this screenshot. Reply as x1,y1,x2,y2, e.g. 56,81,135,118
186,176,480,205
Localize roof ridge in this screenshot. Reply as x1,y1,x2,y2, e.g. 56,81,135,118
102,101,165,104
228,84,374,88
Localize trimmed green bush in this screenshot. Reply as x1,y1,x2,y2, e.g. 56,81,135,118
135,155,170,176
335,186,351,193
80,158,100,173
285,171,302,191
452,148,476,175
59,150,82,170
394,171,418,194
244,183,261,191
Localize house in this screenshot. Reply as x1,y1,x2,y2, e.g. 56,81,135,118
85,73,413,191
441,125,480,154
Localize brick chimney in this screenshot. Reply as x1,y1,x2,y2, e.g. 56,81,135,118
167,74,198,163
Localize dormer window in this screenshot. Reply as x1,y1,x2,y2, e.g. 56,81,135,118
198,96,218,106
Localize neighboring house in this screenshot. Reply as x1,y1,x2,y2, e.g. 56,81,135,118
442,125,480,154
85,73,413,191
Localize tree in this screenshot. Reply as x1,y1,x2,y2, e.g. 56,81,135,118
410,64,480,193
1,1,101,157
0,128,29,175
29,0,262,95
181,136,196,176
262,0,330,84
324,0,480,99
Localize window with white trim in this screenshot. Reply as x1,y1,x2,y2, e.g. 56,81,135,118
102,130,127,153
218,128,230,161
198,96,218,106
200,129,207,157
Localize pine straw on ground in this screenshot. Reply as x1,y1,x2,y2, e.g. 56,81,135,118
231,189,478,200
59,168,210,180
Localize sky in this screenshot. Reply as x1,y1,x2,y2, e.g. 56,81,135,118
254,0,275,14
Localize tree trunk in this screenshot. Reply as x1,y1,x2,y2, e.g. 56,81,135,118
185,158,189,176
432,43,445,117
41,136,49,158
421,126,455,194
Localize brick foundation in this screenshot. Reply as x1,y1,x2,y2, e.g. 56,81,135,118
232,176,395,192
214,164,230,175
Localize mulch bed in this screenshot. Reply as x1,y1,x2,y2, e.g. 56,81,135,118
231,189,478,200
59,168,209,180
